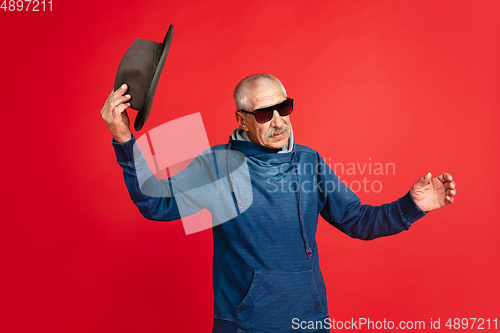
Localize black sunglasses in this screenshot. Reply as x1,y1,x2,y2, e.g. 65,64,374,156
238,98,293,123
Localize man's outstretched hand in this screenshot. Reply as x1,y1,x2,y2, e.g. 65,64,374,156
410,172,457,212
101,84,132,143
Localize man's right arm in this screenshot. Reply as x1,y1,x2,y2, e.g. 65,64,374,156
102,85,217,222
112,135,183,221
101,84,183,221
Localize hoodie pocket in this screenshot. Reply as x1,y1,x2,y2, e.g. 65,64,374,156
235,269,325,332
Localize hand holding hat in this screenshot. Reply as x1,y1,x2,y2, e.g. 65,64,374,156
100,84,132,143
101,25,174,141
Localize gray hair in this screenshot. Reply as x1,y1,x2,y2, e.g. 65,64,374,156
233,74,287,117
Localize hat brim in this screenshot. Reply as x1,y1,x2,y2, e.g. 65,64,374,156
134,25,174,131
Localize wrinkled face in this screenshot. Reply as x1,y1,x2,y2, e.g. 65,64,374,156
235,81,291,149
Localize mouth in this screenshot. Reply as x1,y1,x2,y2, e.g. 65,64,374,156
269,129,288,140
265,125,291,141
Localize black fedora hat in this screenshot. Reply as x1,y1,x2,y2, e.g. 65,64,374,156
114,25,174,131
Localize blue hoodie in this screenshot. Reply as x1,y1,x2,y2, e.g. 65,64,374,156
112,134,426,332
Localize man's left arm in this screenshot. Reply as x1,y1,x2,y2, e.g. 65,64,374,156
319,161,457,240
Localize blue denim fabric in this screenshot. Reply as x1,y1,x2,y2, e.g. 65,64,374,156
213,318,237,332
113,135,426,332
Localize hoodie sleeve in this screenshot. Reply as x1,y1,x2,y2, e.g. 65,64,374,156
317,155,426,240
112,135,218,222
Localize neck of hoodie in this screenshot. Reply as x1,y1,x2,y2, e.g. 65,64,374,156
230,126,294,154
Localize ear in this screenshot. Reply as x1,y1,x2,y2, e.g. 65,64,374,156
235,111,249,132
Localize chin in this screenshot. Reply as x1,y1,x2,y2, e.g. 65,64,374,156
265,133,290,149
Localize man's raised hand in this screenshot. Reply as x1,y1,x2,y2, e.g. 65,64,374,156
101,84,132,143
410,172,457,212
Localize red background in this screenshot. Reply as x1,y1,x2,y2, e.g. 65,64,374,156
1,0,499,332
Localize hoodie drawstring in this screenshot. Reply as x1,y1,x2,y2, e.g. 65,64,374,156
292,152,312,259
226,142,244,209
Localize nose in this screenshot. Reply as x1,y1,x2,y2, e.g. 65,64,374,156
270,110,284,128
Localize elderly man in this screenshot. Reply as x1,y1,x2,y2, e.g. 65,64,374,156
101,73,456,333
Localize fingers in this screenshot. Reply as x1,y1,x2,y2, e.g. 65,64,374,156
110,95,131,114
444,180,456,190
109,85,131,110
102,84,128,111
112,83,129,99
101,84,131,121
445,188,457,196
446,195,454,205
418,172,432,185
413,172,431,190
443,174,457,204
110,92,131,111
111,100,131,121
100,84,133,143
437,172,453,183
438,173,456,194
